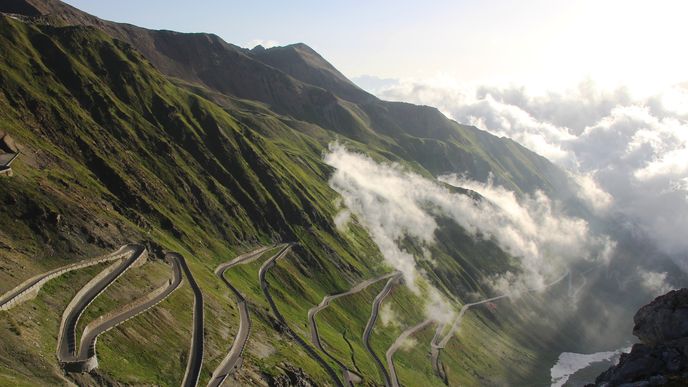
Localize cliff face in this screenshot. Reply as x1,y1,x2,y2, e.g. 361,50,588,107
591,288,688,386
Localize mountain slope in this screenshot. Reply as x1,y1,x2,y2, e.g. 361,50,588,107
1,0,571,198
0,15,381,385
0,3,631,387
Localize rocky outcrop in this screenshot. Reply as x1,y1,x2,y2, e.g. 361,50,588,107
267,364,316,387
590,289,688,386
0,131,19,153
634,289,688,347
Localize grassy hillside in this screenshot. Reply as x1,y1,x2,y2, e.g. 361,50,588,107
0,10,588,387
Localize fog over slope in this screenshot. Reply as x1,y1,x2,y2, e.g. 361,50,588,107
324,143,612,298
368,79,688,267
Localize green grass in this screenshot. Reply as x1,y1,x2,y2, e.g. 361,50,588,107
0,13,581,386
0,264,112,386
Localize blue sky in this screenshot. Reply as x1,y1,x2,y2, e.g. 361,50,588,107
63,0,688,91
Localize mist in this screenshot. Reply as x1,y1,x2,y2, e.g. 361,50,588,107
324,143,612,305
374,79,688,263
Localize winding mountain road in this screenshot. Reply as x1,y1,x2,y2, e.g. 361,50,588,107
0,245,133,311
259,244,345,387
208,245,274,387
430,269,571,382
308,272,399,385
73,254,183,370
57,244,148,371
386,319,433,387
2,242,207,385
169,252,205,387
362,272,403,387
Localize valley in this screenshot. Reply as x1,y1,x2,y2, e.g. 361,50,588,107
0,1,683,386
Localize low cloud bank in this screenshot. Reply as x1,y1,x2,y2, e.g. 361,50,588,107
640,271,675,296
324,144,612,304
374,79,688,259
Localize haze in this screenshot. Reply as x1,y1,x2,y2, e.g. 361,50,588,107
63,0,688,92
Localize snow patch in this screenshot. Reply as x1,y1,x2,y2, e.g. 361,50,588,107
550,347,631,387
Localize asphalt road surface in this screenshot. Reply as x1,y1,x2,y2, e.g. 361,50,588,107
259,244,345,387
57,244,147,366
76,253,183,368
208,245,274,387
386,319,433,387
308,272,399,385
0,245,131,310
430,269,571,382
169,252,205,387
362,272,402,387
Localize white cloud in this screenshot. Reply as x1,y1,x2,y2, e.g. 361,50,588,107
379,303,400,328
439,174,613,291
635,147,688,181
639,271,674,296
551,347,630,387
399,336,418,352
376,79,688,258
333,209,351,231
324,144,611,301
570,172,613,214
425,287,455,325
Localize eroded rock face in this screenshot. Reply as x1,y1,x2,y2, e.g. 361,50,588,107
590,289,688,386
634,289,688,346
267,364,316,387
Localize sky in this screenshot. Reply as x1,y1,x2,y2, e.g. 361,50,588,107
62,0,688,92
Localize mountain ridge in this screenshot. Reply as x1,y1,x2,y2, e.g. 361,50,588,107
1,0,571,198
0,2,661,386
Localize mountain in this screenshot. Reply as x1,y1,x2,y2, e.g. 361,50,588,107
252,43,373,103
2,0,570,197
0,1,674,386
589,288,688,386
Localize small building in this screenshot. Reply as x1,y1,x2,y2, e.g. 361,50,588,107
0,151,19,177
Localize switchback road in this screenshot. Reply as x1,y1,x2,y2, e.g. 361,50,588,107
74,254,182,370
259,244,345,387
386,319,433,387
169,252,205,387
208,245,274,387
57,244,147,371
0,245,133,311
430,270,571,382
308,272,399,385
362,272,402,387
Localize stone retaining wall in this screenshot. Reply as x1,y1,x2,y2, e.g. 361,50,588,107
0,246,132,311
